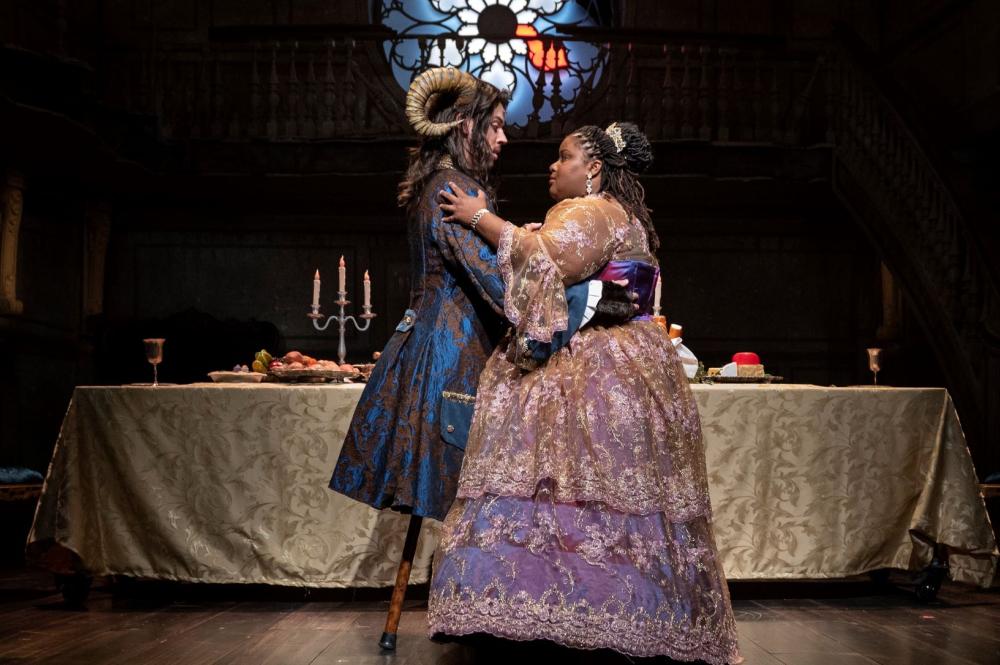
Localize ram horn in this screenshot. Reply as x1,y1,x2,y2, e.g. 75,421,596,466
405,67,477,137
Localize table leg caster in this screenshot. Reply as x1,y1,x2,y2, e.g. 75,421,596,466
55,572,92,607
379,631,397,651
915,545,949,603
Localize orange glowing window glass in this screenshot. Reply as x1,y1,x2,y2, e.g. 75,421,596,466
516,24,568,71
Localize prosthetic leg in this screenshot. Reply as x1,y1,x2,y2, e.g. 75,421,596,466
378,514,423,650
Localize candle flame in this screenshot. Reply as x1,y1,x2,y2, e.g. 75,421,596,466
364,270,370,280
339,256,345,266
314,269,320,279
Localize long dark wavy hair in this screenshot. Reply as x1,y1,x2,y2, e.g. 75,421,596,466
572,122,659,252
397,80,509,212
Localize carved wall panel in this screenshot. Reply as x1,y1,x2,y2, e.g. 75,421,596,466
0,172,25,316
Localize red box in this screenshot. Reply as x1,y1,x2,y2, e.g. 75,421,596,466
732,352,760,365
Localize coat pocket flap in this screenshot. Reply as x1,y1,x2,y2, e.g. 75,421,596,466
440,391,475,451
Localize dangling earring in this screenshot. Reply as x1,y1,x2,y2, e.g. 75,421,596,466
586,173,593,195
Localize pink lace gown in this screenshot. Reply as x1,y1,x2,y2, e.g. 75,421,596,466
427,195,741,664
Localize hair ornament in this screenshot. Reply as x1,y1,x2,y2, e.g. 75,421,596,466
605,122,625,153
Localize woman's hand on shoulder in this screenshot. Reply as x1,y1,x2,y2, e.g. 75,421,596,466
439,181,488,226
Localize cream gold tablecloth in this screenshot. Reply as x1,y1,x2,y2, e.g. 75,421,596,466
28,384,440,588
696,385,996,587
28,384,997,588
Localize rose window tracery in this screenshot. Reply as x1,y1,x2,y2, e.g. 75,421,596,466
375,0,614,126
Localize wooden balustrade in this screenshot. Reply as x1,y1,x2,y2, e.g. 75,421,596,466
101,38,833,144
101,40,408,141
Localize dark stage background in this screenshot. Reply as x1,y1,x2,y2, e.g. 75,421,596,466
1,0,997,496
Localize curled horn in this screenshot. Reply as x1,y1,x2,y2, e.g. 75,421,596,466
405,67,477,137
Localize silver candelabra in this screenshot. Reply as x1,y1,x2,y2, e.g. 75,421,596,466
308,292,376,364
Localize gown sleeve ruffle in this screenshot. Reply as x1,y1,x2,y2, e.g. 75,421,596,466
498,196,625,344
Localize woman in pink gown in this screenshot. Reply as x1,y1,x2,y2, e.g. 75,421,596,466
429,122,741,664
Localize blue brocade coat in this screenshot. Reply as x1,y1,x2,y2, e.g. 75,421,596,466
329,168,595,520
329,168,510,520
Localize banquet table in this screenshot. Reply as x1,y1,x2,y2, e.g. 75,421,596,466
27,383,997,589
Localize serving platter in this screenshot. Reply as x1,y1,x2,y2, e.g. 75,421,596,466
268,367,360,383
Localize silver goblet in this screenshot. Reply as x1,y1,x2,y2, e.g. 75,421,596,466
143,338,165,386
866,347,882,385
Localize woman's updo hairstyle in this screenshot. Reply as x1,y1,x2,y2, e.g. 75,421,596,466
572,121,658,251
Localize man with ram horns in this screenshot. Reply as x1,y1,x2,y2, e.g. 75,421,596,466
327,67,636,650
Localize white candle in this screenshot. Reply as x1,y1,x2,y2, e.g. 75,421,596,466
312,269,321,308
653,275,662,312
363,270,371,308
338,255,346,295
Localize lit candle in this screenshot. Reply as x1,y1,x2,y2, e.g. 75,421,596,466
338,255,346,295
653,275,662,313
312,269,321,308
363,270,371,308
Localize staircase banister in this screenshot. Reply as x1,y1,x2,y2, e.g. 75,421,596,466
831,22,1000,294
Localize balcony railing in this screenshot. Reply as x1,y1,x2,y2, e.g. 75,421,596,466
98,34,831,144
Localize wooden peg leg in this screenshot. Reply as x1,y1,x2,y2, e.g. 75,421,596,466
378,514,423,650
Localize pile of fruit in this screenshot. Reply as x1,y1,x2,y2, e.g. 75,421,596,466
250,349,357,373
251,349,274,373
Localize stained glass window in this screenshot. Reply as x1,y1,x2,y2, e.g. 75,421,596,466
374,0,614,127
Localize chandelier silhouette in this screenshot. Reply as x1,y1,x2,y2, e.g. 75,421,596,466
375,0,614,126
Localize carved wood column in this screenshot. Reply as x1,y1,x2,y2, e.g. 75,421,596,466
0,171,26,316
83,202,112,318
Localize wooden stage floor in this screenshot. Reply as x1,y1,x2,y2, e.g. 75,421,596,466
0,569,996,664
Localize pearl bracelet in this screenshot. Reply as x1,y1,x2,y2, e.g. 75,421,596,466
470,208,489,232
